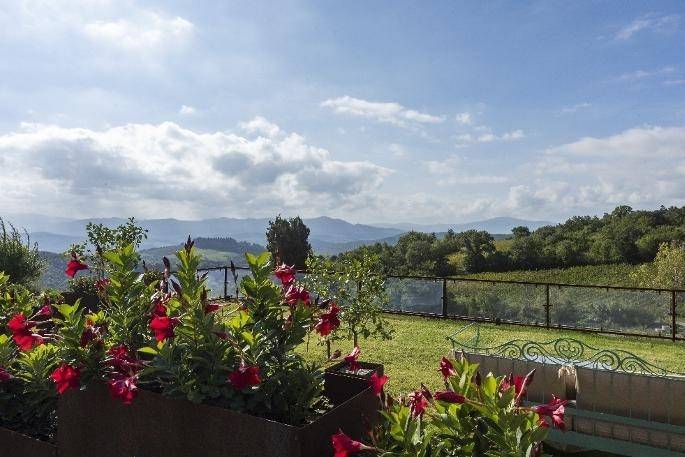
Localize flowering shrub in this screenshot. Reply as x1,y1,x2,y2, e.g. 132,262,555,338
333,354,565,457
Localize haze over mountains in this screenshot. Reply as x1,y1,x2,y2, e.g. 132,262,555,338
6,214,552,255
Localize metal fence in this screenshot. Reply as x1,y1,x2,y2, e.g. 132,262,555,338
198,265,685,342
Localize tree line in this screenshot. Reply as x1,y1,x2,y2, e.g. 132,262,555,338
332,205,685,277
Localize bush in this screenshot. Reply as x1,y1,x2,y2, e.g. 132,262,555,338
632,242,685,289
0,218,45,287
334,354,561,456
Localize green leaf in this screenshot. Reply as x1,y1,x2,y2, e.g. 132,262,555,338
138,347,159,355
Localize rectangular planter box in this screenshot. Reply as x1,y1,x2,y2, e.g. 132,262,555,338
58,367,382,457
324,361,384,405
0,426,56,457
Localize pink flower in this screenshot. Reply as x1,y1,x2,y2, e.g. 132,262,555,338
535,395,567,430
344,346,361,372
331,430,369,457
0,366,12,382
283,284,310,306
35,305,52,317
108,376,138,404
438,357,456,379
500,369,535,404
274,263,296,285
408,390,429,418
51,363,81,394
105,345,141,374
95,278,110,292
368,372,388,396
434,390,466,404
228,364,261,390
315,303,341,336
149,315,180,342
65,253,89,278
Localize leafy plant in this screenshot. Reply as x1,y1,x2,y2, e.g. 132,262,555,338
632,242,685,289
334,355,562,457
307,253,393,347
0,218,45,287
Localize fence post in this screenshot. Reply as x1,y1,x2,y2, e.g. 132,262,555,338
442,279,447,318
672,290,678,341
223,266,229,300
545,284,551,328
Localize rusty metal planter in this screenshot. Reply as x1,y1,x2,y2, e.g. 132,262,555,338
57,366,382,457
0,426,56,457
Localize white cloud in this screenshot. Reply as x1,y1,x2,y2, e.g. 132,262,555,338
238,116,282,138
0,120,389,218
455,112,473,125
664,79,685,86
423,155,507,186
388,143,407,157
615,13,680,40
83,10,193,52
618,66,675,82
321,96,443,127
179,105,197,115
559,102,592,115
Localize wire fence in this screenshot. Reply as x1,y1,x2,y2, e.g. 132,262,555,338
199,265,685,342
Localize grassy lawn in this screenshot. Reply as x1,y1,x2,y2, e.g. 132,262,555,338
298,314,685,395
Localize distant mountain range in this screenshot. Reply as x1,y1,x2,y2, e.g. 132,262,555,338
4,214,553,255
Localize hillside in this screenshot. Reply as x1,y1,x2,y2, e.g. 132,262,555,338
461,263,643,287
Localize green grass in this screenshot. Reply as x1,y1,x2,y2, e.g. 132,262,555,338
298,314,685,395
461,263,644,287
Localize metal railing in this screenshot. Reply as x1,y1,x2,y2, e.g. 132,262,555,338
198,265,685,342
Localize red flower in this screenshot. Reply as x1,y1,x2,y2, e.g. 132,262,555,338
204,302,221,313
501,369,535,404
283,284,310,306
51,363,81,394
315,303,341,336
228,364,261,390
534,395,567,430
331,429,369,457
65,253,89,278
107,376,138,404
438,357,456,379
149,315,180,342
434,390,466,404
274,263,296,285
7,313,43,351
369,371,388,396
105,345,141,373
0,366,12,382
344,346,361,372
35,305,52,317
408,390,429,418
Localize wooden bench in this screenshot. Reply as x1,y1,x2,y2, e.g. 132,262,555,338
448,323,685,456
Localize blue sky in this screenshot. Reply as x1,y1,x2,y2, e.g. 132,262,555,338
0,0,684,224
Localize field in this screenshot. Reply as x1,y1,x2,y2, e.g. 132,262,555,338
461,262,643,287
298,314,685,395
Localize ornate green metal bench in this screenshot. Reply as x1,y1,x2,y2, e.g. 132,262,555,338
448,323,685,456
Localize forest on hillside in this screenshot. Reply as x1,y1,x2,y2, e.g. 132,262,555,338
333,205,685,277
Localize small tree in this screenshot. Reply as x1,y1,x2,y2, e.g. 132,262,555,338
0,218,45,287
306,253,392,351
266,216,311,269
632,242,685,289
69,217,148,278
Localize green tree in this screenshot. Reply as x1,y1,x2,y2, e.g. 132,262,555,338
0,218,45,287
265,216,312,269
632,242,685,289
454,230,496,273
306,253,392,347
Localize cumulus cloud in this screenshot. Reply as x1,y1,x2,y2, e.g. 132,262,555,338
558,102,592,115
455,112,474,125
0,120,389,218
457,130,525,146
615,13,680,40
238,116,282,138
321,96,443,127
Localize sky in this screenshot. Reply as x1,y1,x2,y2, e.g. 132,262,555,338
0,0,684,225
